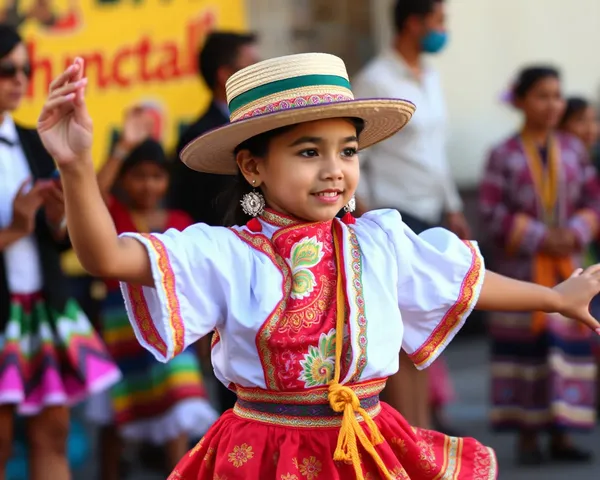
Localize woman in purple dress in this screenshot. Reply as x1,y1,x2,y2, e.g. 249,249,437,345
480,66,600,465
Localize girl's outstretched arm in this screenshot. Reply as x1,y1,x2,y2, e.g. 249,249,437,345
477,267,600,332
37,58,152,286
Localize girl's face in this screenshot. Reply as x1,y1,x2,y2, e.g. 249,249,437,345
516,76,565,130
563,106,599,149
238,118,360,222
0,43,29,113
120,161,169,210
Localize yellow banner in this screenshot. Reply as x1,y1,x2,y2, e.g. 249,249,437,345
6,0,247,274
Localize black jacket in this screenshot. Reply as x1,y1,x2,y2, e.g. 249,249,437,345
0,125,70,327
168,102,236,226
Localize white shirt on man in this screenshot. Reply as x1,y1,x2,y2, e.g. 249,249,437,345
0,115,43,294
353,49,462,225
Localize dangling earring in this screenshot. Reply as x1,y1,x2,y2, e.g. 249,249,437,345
240,179,265,217
343,195,356,213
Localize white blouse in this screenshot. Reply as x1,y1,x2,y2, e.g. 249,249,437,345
0,116,43,294
120,209,484,391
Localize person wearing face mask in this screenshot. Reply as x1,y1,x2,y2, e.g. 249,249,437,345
353,0,468,434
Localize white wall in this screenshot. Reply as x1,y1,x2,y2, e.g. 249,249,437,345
373,0,600,187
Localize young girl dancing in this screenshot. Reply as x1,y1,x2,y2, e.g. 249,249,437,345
37,53,600,480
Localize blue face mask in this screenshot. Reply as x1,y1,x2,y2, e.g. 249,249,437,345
421,30,448,54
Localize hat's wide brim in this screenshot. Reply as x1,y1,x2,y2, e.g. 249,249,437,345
180,98,416,174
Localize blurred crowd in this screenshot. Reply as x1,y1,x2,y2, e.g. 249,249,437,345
2,0,600,478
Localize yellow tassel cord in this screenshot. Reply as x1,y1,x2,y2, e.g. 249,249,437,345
327,228,391,480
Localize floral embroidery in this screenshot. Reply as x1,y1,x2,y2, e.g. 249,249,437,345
288,236,325,299
391,466,410,480
228,443,254,468
298,456,322,479
281,474,298,480
416,439,437,472
298,329,336,387
292,457,299,469
229,228,291,390
391,437,408,457
204,447,215,465
278,276,335,334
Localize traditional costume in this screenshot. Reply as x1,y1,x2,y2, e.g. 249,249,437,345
0,114,120,415
119,53,498,479
86,140,218,443
480,131,600,432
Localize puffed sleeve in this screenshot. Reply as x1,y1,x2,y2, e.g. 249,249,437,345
364,209,485,370
119,224,249,363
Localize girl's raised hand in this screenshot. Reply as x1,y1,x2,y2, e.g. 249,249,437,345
553,265,600,333
37,57,93,167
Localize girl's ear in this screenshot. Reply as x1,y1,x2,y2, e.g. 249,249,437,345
236,149,264,187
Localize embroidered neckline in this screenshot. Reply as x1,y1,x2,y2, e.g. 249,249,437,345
260,208,333,229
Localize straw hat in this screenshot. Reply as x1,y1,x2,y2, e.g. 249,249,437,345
181,53,415,174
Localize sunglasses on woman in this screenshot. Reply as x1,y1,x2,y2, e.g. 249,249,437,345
0,62,32,79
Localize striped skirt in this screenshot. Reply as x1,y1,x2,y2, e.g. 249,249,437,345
490,312,596,431
86,291,218,444
0,293,121,415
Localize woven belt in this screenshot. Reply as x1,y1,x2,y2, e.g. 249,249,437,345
232,379,386,428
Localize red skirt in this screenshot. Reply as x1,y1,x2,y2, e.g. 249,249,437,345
169,379,497,480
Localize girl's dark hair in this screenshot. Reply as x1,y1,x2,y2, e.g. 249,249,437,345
119,139,168,176
220,118,365,227
512,66,560,99
560,97,590,128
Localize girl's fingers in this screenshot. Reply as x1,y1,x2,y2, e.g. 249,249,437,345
569,268,584,278
585,264,600,277
48,62,79,93
48,78,87,100
579,311,600,332
39,94,75,120
72,57,84,83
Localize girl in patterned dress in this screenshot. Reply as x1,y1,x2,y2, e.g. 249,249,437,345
86,124,218,479
37,53,600,480
0,26,120,480
481,67,600,465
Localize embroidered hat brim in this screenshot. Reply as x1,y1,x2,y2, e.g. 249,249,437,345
180,53,416,175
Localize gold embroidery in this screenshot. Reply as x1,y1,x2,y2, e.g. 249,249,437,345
142,234,186,356
210,329,221,349
213,475,228,480
234,379,386,404
229,228,291,389
227,443,254,468
409,241,483,368
391,437,408,457
278,276,335,334
298,456,322,479
346,226,368,382
281,474,299,480
233,398,382,428
204,447,215,465
127,284,167,357
391,466,410,480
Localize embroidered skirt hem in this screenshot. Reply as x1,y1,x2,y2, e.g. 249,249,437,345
168,403,498,480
